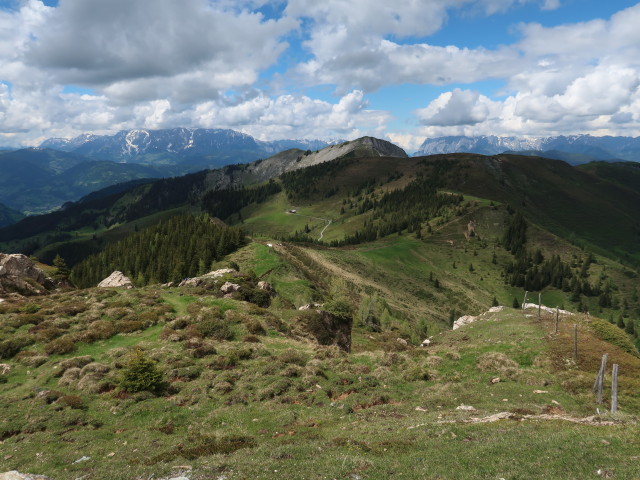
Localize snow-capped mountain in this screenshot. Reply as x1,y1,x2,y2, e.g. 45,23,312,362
415,135,640,163
40,128,337,166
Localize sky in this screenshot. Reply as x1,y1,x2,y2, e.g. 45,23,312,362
1,0,640,151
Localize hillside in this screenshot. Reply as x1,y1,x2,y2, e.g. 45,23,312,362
0,137,407,263
0,203,24,228
1,273,639,479
0,149,180,214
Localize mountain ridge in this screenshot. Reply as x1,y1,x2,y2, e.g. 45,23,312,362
41,127,338,166
416,134,640,163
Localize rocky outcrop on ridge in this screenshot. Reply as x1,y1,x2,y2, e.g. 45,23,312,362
97,271,133,288
0,253,54,296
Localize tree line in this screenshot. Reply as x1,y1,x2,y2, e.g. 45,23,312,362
71,214,244,287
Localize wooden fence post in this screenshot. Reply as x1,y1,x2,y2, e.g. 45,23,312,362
554,307,559,334
593,354,608,404
573,324,578,360
522,291,528,310
611,364,619,413
538,293,541,321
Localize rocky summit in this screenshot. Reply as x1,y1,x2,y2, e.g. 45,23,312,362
0,253,53,296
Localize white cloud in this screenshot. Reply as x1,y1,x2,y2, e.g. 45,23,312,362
416,89,495,126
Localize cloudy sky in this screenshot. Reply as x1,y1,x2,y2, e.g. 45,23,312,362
1,0,639,150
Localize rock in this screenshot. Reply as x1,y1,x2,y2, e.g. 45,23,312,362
491,377,501,384
178,277,202,287
456,404,477,411
220,282,241,294
72,456,90,464
0,363,10,375
453,315,477,330
488,306,504,313
396,338,408,346
0,253,54,296
295,309,352,352
533,390,548,394
257,281,273,292
97,271,133,289
420,338,431,347
298,303,323,311
0,472,51,480
204,268,237,278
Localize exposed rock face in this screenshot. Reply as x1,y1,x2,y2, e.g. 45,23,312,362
453,315,477,330
294,309,352,352
204,268,237,278
0,253,54,296
0,472,51,480
97,271,133,288
220,282,241,294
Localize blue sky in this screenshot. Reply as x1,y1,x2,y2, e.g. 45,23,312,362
1,0,639,151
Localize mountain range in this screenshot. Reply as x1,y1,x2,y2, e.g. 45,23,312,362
41,127,335,166
416,134,640,163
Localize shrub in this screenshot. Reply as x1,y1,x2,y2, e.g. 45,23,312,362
245,318,266,336
59,395,85,409
44,336,76,356
588,318,639,356
278,349,308,366
119,349,165,394
477,352,519,379
198,318,234,341
0,335,35,359
239,288,271,308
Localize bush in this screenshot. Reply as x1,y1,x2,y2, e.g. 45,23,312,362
278,349,308,366
0,335,35,359
245,318,266,335
477,352,519,379
589,318,639,356
198,318,234,341
44,336,76,356
59,395,85,409
119,349,165,394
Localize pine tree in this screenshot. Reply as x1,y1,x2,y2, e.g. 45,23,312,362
617,315,626,329
52,254,71,283
625,318,635,336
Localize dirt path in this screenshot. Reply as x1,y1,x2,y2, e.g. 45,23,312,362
299,247,394,297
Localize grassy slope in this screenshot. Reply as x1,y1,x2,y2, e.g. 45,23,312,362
1,287,639,479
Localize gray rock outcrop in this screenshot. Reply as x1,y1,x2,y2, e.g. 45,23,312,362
0,253,54,296
0,472,51,480
97,271,133,288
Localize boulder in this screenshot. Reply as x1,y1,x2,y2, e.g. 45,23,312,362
453,315,477,330
178,277,202,287
97,271,133,289
220,282,241,294
298,303,323,311
0,472,51,480
0,253,54,296
204,268,237,278
294,309,352,352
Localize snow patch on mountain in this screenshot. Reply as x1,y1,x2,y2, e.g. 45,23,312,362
415,134,640,163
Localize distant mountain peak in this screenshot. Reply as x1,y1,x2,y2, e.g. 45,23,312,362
39,127,338,166
415,134,640,164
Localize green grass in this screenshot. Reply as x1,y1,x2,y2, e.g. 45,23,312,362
2,295,640,479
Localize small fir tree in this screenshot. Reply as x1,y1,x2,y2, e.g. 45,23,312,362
119,349,164,394
52,254,71,283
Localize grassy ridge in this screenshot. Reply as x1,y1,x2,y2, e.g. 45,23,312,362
1,287,639,479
